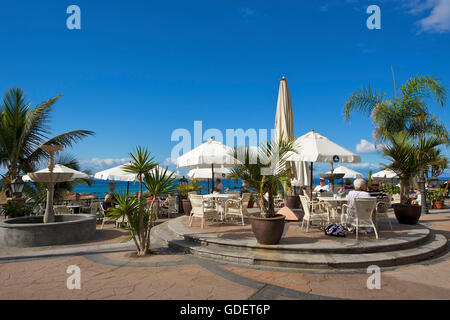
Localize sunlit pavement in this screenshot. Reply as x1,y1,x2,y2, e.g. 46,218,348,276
0,203,449,300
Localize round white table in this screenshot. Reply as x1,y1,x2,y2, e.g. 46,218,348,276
317,196,348,220
203,194,238,220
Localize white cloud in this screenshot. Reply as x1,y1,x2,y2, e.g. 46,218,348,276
355,139,385,154
79,158,130,172
346,163,383,170
403,0,450,33
163,157,177,166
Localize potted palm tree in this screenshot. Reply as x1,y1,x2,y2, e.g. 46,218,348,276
428,189,445,209
229,139,296,244
344,74,448,224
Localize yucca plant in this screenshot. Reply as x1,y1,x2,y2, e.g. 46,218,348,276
122,146,156,253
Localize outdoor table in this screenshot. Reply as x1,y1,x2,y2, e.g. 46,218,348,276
203,194,237,221
317,196,348,221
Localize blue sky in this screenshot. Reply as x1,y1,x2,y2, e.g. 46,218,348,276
1,0,449,176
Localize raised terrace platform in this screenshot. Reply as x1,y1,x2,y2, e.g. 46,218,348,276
152,215,448,270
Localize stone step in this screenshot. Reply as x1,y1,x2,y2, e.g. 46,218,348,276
167,217,432,254
152,221,448,270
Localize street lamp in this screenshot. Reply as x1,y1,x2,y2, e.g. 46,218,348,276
178,176,189,213
10,176,25,199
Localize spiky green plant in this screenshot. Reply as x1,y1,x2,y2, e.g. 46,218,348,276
229,139,296,218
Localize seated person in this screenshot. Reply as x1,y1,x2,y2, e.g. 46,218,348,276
240,180,250,196
347,179,372,215
313,178,330,193
411,190,422,205
103,193,114,210
369,181,389,202
212,178,224,193
147,194,160,203
161,194,172,209
338,179,354,193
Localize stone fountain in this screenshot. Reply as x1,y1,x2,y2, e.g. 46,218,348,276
0,145,96,247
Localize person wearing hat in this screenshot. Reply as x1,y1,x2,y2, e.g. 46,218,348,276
313,178,330,193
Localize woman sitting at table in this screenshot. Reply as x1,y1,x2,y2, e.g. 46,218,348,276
211,178,223,193
338,179,354,193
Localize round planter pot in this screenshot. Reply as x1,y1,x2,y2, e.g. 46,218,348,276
248,200,254,209
286,196,300,209
433,201,444,209
182,199,192,216
249,214,286,245
392,203,421,225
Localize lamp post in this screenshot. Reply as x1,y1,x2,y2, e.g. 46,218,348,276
178,176,188,213
10,176,25,200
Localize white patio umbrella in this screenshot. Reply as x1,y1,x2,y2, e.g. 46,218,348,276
372,169,398,180
23,164,89,182
187,167,231,180
177,137,238,191
286,130,362,195
326,165,364,179
94,163,178,193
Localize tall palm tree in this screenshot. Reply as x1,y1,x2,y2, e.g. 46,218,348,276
0,88,94,195
122,146,156,252
229,139,295,217
343,75,448,211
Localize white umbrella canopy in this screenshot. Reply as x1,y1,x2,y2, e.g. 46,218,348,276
274,77,294,141
187,167,231,180
176,138,238,169
326,165,364,179
177,138,239,191
372,169,398,180
94,163,178,182
23,164,89,182
287,130,362,164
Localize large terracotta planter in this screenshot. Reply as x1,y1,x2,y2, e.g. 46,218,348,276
433,201,444,209
182,199,192,216
286,195,300,209
392,203,421,225
248,200,254,208
249,214,286,245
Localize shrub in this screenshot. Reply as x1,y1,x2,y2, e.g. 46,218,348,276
3,200,33,218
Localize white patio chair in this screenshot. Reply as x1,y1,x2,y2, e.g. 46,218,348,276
224,193,251,225
299,195,330,232
188,194,218,229
301,191,322,212
342,198,378,240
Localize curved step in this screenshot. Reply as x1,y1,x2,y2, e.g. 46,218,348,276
152,221,448,270
167,217,431,254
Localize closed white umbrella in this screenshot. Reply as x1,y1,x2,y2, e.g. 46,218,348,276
326,165,364,179
23,164,89,182
177,137,238,191
274,77,309,188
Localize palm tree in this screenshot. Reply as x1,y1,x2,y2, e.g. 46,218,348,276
122,146,156,252
343,75,448,212
382,132,447,203
0,88,94,195
229,139,295,218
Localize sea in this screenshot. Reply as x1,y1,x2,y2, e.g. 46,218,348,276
73,177,450,200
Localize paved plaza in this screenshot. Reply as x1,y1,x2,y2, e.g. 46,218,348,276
0,203,449,300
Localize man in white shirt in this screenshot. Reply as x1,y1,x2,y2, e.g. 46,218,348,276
346,179,371,213
313,178,330,193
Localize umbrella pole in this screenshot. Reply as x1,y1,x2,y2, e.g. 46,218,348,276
309,162,313,212
208,179,210,194
211,164,214,192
